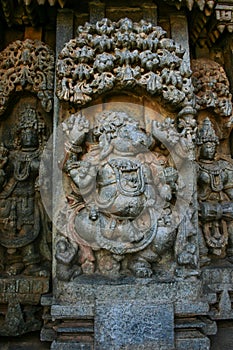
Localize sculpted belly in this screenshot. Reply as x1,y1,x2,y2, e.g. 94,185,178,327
96,158,147,219
97,185,146,219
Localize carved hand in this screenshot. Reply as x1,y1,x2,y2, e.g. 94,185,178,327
62,114,90,146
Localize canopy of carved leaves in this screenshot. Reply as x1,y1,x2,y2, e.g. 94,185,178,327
0,39,54,115
191,58,232,118
56,18,194,111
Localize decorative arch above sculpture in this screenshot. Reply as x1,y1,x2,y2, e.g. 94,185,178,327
191,58,232,118
56,17,195,116
0,39,55,116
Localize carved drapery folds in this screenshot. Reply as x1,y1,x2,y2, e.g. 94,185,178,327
0,39,54,115
56,18,194,112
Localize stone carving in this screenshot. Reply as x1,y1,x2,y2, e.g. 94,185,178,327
191,59,232,118
0,106,51,276
56,18,193,111
55,109,197,279
153,113,199,277
0,39,54,115
197,117,233,259
203,267,233,320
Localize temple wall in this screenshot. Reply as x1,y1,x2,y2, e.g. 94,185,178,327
0,1,233,349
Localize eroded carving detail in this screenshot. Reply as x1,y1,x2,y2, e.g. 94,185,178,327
0,39,54,115
56,18,193,110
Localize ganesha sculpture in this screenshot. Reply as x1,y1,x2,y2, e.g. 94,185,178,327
56,110,194,279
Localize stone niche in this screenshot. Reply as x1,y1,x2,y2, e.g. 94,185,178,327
39,18,222,349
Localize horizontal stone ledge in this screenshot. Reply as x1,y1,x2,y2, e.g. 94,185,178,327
51,300,210,320
175,330,210,350
51,341,93,350
51,304,94,318
55,280,202,304
175,301,209,315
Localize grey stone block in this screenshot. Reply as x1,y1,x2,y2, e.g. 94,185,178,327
95,300,174,350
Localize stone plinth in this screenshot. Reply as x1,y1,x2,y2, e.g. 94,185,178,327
42,278,213,349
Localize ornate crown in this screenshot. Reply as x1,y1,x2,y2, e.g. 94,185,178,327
196,117,219,145
18,107,38,130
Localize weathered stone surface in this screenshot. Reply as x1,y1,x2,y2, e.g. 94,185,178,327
95,300,174,350
54,279,203,304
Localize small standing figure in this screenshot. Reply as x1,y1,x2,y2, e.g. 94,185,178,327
197,117,233,260
0,106,51,276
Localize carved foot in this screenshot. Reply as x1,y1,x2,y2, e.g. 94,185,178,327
81,260,95,274
130,260,153,278
6,263,24,276
70,266,82,280
23,264,49,277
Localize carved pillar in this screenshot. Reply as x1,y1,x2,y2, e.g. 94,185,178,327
222,34,233,96
54,9,74,133
170,12,190,66
89,0,105,24
142,3,157,25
